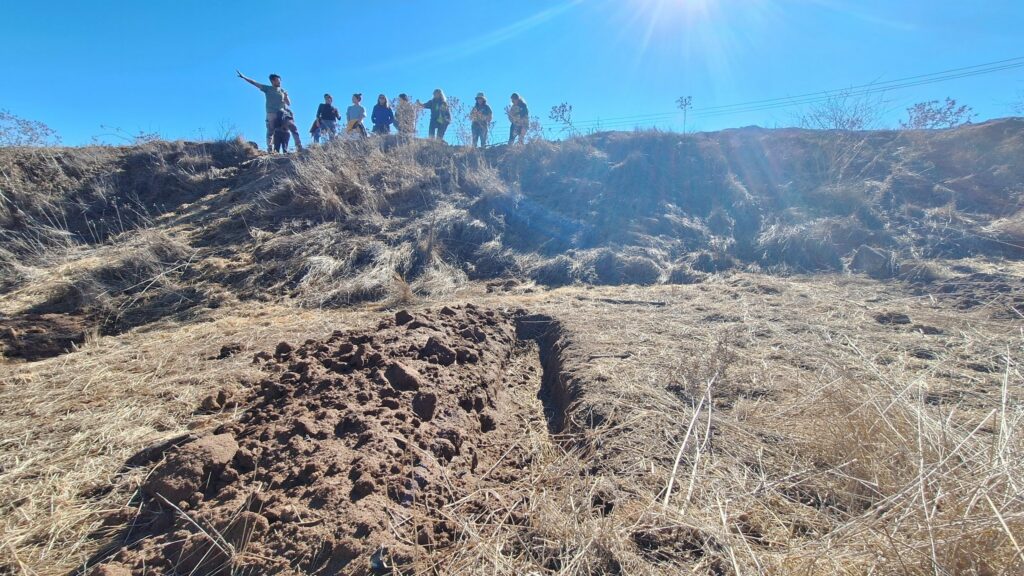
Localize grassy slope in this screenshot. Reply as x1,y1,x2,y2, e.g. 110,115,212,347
1,123,1022,574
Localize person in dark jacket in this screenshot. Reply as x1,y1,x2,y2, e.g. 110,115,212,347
470,92,493,148
314,93,341,143
508,92,529,145
371,94,395,135
417,89,451,140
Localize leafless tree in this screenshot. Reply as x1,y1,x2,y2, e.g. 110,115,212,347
0,109,61,146
448,96,472,145
549,102,577,137
797,90,882,131
899,98,974,129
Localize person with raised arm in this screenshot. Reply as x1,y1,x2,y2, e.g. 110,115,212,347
417,89,451,140
237,70,300,152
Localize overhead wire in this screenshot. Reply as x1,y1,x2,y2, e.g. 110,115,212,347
528,56,1024,132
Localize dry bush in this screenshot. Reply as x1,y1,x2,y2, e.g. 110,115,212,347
0,109,60,146
985,210,1024,255
529,254,578,286
757,217,860,271
256,229,415,307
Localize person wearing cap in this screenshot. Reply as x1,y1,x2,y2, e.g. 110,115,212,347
417,89,451,140
470,92,493,148
237,70,296,152
371,94,395,135
315,94,341,143
508,92,529,145
395,94,418,137
346,93,367,137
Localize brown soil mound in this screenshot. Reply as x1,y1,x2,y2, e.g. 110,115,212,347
93,305,545,574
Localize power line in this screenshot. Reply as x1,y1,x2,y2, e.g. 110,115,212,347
693,56,1024,113
552,56,1024,130
571,62,1024,129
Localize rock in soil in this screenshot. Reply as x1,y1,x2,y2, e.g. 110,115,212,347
95,305,536,575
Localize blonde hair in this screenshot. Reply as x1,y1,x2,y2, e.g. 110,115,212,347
433,89,447,103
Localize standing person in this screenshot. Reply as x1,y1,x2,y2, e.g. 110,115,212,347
237,70,299,152
394,94,417,137
272,108,301,153
315,94,341,143
371,94,395,135
310,118,321,144
273,113,291,153
418,89,451,140
508,92,529,145
346,93,367,137
470,92,493,148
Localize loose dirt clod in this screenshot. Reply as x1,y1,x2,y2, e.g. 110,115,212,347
94,305,542,574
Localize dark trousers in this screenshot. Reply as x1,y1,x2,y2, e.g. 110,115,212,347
429,119,448,140
509,122,526,145
472,123,488,147
273,130,290,153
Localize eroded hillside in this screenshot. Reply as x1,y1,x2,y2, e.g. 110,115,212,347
1,123,1022,575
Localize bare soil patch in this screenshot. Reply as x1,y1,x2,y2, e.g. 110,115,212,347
0,312,88,360
90,305,556,574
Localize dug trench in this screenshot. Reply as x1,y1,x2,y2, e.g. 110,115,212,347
86,305,581,575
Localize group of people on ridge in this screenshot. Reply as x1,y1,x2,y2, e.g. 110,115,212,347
237,71,530,153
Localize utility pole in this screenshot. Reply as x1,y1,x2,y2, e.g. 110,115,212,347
676,96,693,134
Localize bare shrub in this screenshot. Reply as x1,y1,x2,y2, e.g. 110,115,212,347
797,89,883,131
900,98,975,130
549,102,577,138
527,115,545,142
0,109,61,146
448,96,472,146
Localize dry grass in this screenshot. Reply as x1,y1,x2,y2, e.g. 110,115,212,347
2,123,1024,573
0,302,381,574
423,271,1024,574
1,268,1022,574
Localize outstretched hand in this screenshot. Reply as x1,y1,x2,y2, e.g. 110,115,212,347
236,69,244,78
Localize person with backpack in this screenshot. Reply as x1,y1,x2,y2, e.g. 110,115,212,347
418,89,451,140
346,93,367,137
371,94,395,135
470,92,493,148
237,70,294,152
394,94,417,137
314,93,341,143
272,108,301,153
508,92,529,145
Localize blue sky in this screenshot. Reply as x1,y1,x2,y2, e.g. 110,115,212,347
2,0,1022,145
